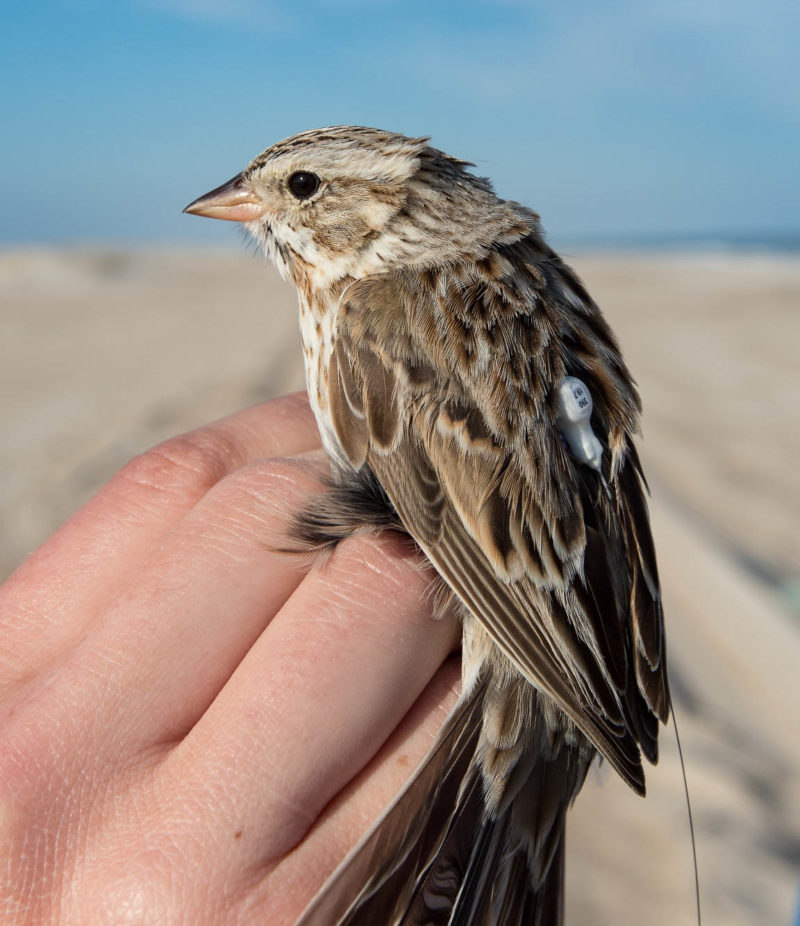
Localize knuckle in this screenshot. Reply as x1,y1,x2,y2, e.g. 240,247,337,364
114,431,240,502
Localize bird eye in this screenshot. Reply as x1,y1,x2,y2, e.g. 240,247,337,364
287,171,320,200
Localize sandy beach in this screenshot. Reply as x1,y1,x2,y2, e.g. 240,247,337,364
2,247,799,924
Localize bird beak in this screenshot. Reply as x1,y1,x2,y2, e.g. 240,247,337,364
183,173,265,222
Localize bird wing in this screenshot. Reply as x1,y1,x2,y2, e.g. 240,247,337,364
326,245,668,792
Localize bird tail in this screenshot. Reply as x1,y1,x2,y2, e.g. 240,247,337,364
296,679,570,926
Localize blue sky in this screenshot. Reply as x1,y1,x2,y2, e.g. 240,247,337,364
1,0,797,246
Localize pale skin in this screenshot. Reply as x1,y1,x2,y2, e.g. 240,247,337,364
0,392,461,925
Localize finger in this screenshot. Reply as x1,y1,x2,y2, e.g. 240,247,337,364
254,658,462,925
32,667,461,926
5,455,329,781
155,531,460,870
0,393,319,693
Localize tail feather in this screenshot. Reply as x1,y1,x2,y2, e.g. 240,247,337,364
531,835,565,926
406,798,567,926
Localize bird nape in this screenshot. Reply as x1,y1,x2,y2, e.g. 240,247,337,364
185,125,669,926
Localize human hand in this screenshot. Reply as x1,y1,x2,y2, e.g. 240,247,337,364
0,392,460,925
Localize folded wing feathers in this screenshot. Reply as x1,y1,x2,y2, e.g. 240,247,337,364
332,270,669,793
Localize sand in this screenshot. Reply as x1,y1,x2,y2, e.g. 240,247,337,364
2,246,799,924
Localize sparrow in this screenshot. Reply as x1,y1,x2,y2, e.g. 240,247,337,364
184,126,668,925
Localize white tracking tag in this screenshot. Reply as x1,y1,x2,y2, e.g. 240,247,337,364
556,376,604,474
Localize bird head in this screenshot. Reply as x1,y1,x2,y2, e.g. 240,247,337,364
184,126,535,290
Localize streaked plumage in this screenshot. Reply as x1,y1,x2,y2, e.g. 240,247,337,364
184,126,669,925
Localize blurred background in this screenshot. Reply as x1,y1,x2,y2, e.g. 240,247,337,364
2,2,798,923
